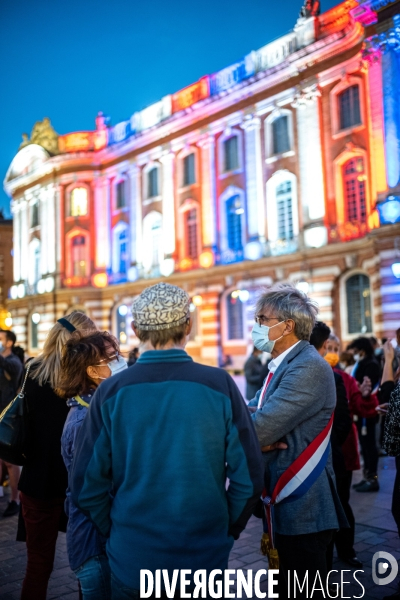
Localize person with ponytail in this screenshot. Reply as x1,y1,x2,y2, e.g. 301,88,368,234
18,311,96,600
57,330,124,600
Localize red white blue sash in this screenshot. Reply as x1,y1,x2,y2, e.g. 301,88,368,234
262,413,334,547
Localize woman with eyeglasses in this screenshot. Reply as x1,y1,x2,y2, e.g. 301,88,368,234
57,330,127,600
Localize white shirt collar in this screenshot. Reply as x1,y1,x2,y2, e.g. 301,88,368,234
268,341,301,374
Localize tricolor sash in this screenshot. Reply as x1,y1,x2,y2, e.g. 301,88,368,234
262,412,334,548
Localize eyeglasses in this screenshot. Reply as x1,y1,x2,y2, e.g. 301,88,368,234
255,315,280,326
93,354,120,367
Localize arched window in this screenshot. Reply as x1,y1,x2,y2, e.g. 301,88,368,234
224,136,239,172
186,208,198,259
338,85,361,131
71,235,87,277
112,224,129,276
226,195,244,252
147,167,159,199
276,181,294,240
183,153,196,186
142,212,163,272
118,228,129,274
346,274,372,334
343,158,367,224
226,293,244,340
70,187,88,217
272,116,290,155
30,312,40,350
116,304,129,345
116,180,127,209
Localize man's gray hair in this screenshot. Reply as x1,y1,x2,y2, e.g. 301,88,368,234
328,333,340,344
255,282,319,341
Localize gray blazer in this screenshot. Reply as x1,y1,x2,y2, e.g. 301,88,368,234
249,340,347,536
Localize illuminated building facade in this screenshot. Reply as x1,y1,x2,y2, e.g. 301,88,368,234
4,0,400,365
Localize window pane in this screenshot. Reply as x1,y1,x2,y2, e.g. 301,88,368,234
119,229,128,273
346,274,372,334
72,235,86,277
116,306,128,345
71,188,88,217
276,181,293,240
227,295,243,340
116,181,126,209
186,209,198,259
339,86,361,130
151,220,161,266
148,168,159,198
183,154,196,186
31,203,39,228
226,195,243,251
272,116,290,155
343,158,367,223
31,320,38,349
224,136,239,172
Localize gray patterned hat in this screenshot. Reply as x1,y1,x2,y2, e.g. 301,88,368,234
131,283,190,331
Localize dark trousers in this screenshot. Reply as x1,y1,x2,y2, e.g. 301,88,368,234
393,455,400,537
275,529,335,599
20,492,65,600
333,471,355,559
357,417,379,477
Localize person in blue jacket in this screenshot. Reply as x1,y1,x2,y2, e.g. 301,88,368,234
70,282,264,599
58,330,127,600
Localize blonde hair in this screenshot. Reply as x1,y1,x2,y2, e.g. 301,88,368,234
30,311,96,389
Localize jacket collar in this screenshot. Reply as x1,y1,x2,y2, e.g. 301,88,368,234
137,349,193,364
273,339,309,375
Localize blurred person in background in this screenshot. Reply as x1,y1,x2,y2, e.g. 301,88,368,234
18,312,96,600
347,337,381,492
127,347,139,366
58,330,125,600
0,330,23,515
339,350,355,375
244,346,264,400
380,339,400,600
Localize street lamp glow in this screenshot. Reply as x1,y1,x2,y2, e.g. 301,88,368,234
32,313,41,324
192,295,203,306
118,305,128,316
239,290,250,302
297,280,309,294
392,262,400,278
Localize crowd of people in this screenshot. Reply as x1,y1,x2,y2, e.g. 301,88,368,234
0,281,398,600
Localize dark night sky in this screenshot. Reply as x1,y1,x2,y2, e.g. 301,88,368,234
0,0,339,216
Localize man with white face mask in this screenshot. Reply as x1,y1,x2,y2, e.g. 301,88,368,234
248,283,347,600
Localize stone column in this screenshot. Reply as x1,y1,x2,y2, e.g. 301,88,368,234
20,199,29,282
47,184,56,274
12,202,21,283
293,84,326,223
128,163,141,268
160,152,176,257
198,135,217,250
242,116,265,241
94,175,111,270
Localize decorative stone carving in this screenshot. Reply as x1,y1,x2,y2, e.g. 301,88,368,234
19,117,59,155
291,84,321,108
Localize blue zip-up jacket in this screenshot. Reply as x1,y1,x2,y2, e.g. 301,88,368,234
61,393,107,571
70,349,263,590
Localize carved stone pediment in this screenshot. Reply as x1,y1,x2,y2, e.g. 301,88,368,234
18,117,59,155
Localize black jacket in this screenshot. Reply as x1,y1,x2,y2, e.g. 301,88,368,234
353,356,381,391
18,372,69,500
244,354,263,400
0,353,23,411
331,372,352,476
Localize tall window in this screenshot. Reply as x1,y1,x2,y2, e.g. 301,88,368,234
224,136,239,172
227,294,243,340
33,243,40,283
272,116,290,155
186,209,198,259
31,315,39,349
276,181,294,240
343,158,367,223
31,203,39,228
148,167,159,198
116,180,126,209
339,86,361,130
70,187,88,217
346,274,372,334
118,228,129,274
116,305,129,345
183,154,196,186
71,235,87,277
226,196,243,252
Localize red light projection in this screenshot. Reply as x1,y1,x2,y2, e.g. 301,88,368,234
319,0,358,35
59,132,94,153
172,76,210,113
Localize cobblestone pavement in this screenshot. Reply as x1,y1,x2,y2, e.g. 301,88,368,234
0,456,398,599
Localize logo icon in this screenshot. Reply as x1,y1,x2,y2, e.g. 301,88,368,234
372,552,399,586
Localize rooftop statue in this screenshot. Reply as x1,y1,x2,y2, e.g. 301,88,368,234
300,0,321,18
18,117,59,155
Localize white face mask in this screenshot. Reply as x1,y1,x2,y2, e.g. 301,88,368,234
353,354,361,362
93,355,128,380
